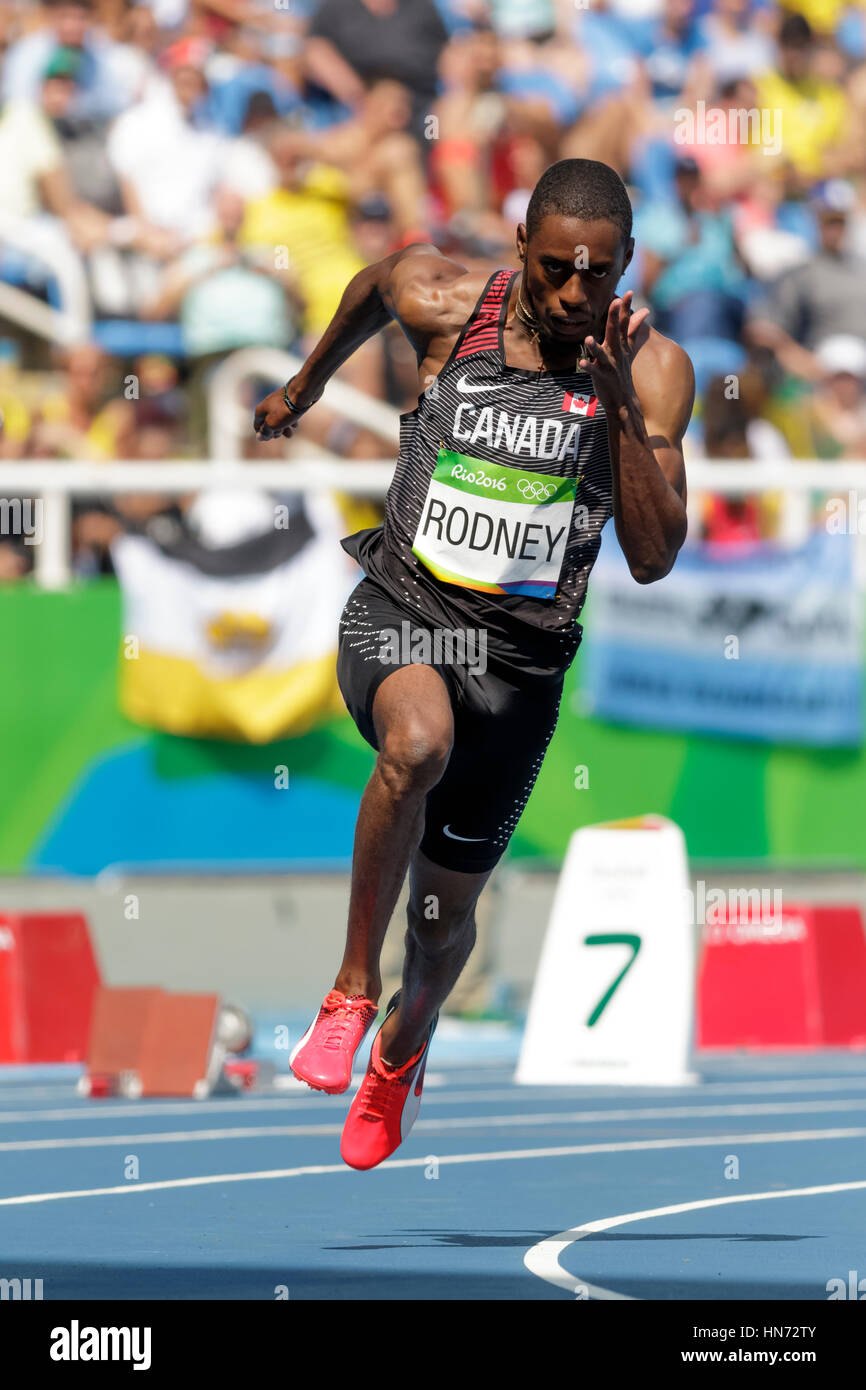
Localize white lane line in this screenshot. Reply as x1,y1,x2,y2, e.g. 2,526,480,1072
0,1084,84,1095
0,1099,314,1124
6,1100,866,1152
0,1125,344,1150
6,1082,866,1128
0,1089,554,1123
1,1126,864,1206
524,1180,866,1300
2,1067,866,1103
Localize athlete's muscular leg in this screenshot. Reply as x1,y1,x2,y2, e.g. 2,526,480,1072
378,849,492,1067
334,665,454,1002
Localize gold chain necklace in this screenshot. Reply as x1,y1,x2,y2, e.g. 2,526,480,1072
515,286,542,342
514,281,587,368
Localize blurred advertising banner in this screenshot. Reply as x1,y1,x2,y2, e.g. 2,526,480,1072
112,491,356,744
582,528,863,746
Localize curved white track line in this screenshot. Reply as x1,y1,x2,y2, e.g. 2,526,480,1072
524,1180,866,1299
1,1126,865,1206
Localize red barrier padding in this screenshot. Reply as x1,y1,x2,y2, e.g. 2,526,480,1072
811,907,866,1047
696,902,866,1050
0,913,100,1063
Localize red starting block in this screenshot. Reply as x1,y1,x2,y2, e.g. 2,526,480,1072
81,986,247,1098
78,986,163,1098
0,912,100,1063
135,991,224,1098
697,902,866,1049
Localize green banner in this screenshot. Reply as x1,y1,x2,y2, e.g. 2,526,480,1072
1,579,865,872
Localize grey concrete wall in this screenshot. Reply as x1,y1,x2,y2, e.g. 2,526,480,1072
1,865,863,1014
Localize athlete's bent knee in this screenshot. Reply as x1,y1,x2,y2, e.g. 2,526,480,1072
378,722,453,799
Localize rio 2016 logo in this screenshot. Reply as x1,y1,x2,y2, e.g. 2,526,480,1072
450,463,506,491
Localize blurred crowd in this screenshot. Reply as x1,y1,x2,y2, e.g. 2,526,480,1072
1,0,866,577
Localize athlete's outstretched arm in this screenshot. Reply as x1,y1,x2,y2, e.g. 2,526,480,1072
579,293,692,584
253,246,467,441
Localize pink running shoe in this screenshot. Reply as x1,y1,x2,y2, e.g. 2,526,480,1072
290,989,378,1094
340,992,437,1171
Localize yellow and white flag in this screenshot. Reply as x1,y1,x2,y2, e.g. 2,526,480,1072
112,491,357,743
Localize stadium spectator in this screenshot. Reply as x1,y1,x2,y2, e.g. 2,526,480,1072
699,379,764,544
34,341,134,460
142,186,302,447
0,47,116,247
755,11,854,187
43,46,122,215
217,90,280,200
304,0,448,137
637,155,748,343
747,180,866,379
699,0,775,84
34,42,165,315
106,36,225,268
807,334,866,459
238,124,364,338
737,361,794,462
70,396,183,574
2,0,147,119
430,27,504,222
641,0,712,108
304,79,428,241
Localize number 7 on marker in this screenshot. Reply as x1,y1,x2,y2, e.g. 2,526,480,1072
582,933,642,1027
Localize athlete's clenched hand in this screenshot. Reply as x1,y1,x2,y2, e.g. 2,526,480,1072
578,291,650,408
253,379,318,442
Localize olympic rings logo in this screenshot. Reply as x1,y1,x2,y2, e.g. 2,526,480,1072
518,478,557,501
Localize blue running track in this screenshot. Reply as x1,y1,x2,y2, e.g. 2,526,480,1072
1,1051,865,1300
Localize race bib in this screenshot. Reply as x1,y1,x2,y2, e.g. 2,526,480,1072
412,447,578,599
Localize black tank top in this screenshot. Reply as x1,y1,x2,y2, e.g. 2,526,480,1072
342,268,614,678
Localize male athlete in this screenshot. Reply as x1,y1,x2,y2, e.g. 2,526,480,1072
254,159,693,1171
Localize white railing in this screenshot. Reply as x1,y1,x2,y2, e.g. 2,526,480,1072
206,348,402,459
1,458,865,591
0,459,396,589
0,215,91,345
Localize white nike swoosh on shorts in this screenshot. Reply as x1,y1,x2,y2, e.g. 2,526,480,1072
455,374,511,394
443,825,487,842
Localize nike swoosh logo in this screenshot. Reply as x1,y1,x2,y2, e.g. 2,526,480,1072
443,825,487,842
455,374,511,395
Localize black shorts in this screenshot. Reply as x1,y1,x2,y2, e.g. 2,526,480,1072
336,578,564,873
